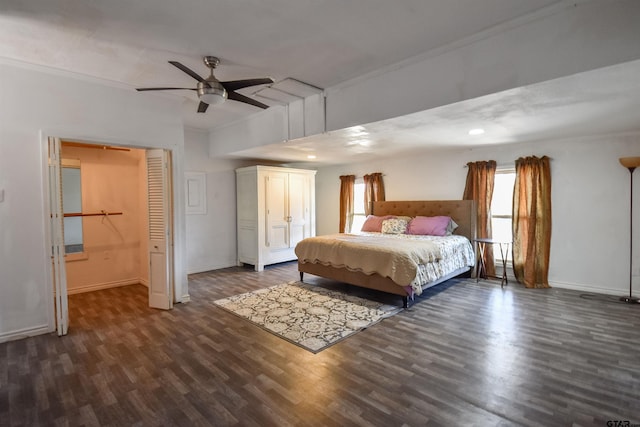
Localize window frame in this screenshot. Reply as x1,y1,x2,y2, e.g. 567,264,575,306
350,178,366,233
490,167,516,263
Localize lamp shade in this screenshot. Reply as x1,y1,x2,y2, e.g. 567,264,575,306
619,157,640,168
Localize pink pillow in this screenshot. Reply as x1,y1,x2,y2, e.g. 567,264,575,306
361,215,395,232
406,216,451,236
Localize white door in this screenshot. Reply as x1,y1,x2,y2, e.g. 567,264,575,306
265,171,289,250
146,149,174,310
48,137,69,336
288,173,309,247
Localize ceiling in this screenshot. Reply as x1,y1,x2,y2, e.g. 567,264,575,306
1,0,639,164
237,59,640,164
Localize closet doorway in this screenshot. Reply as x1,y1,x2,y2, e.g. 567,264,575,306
47,137,175,336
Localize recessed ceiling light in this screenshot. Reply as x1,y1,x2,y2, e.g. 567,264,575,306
468,128,485,136
307,155,316,159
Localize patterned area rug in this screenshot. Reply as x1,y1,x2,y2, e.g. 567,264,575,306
213,281,403,353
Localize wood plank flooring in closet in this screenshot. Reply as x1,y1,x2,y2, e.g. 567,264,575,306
1,261,639,426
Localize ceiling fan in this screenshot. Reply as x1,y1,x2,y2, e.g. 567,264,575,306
136,56,274,113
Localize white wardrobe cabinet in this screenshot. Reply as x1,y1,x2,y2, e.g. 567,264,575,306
236,166,316,271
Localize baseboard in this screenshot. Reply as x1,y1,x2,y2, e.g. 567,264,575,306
494,266,627,296
179,294,191,303
139,278,149,288
187,260,236,275
549,280,628,296
0,324,52,344
67,278,142,295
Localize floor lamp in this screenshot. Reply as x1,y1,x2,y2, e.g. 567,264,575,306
619,157,640,304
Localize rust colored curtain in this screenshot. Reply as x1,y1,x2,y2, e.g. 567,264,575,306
363,173,385,216
512,156,552,288
339,175,355,233
463,160,497,277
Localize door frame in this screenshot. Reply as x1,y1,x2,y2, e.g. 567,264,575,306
41,132,184,334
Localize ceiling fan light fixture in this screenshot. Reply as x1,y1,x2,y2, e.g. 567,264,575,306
197,80,227,105
137,57,271,111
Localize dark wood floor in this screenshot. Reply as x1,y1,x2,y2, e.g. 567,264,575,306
1,261,639,426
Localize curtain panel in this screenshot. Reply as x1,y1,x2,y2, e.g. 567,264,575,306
363,173,385,216
512,156,552,288
463,160,497,278
339,175,355,233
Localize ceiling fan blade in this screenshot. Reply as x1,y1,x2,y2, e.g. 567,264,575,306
136,87,196,91
227,91,270,109
197,101,209,113
221,78,274,92
169,61,205,82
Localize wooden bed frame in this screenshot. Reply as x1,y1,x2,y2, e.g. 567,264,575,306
298,200,477,307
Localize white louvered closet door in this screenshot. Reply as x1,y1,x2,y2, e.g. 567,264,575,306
146,149,173,310
48,136,69,335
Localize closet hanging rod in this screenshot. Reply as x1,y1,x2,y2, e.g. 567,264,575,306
63,211,123,217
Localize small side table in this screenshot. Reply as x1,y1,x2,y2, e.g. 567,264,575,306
474,238,512,288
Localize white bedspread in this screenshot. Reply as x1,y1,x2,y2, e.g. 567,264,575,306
295,232,475,295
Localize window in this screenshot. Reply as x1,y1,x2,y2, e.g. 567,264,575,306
490,169,516,260
351,179,366,233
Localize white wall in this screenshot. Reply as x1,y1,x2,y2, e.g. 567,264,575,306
0,60,187,342
314,133,640,296
209,106,288,157
184,128,258,273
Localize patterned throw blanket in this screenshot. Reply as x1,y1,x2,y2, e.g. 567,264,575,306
294,233,442,286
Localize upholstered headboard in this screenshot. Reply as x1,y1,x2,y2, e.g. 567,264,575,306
372,200,477,243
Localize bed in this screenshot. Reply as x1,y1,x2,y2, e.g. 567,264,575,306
295,200,477,307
